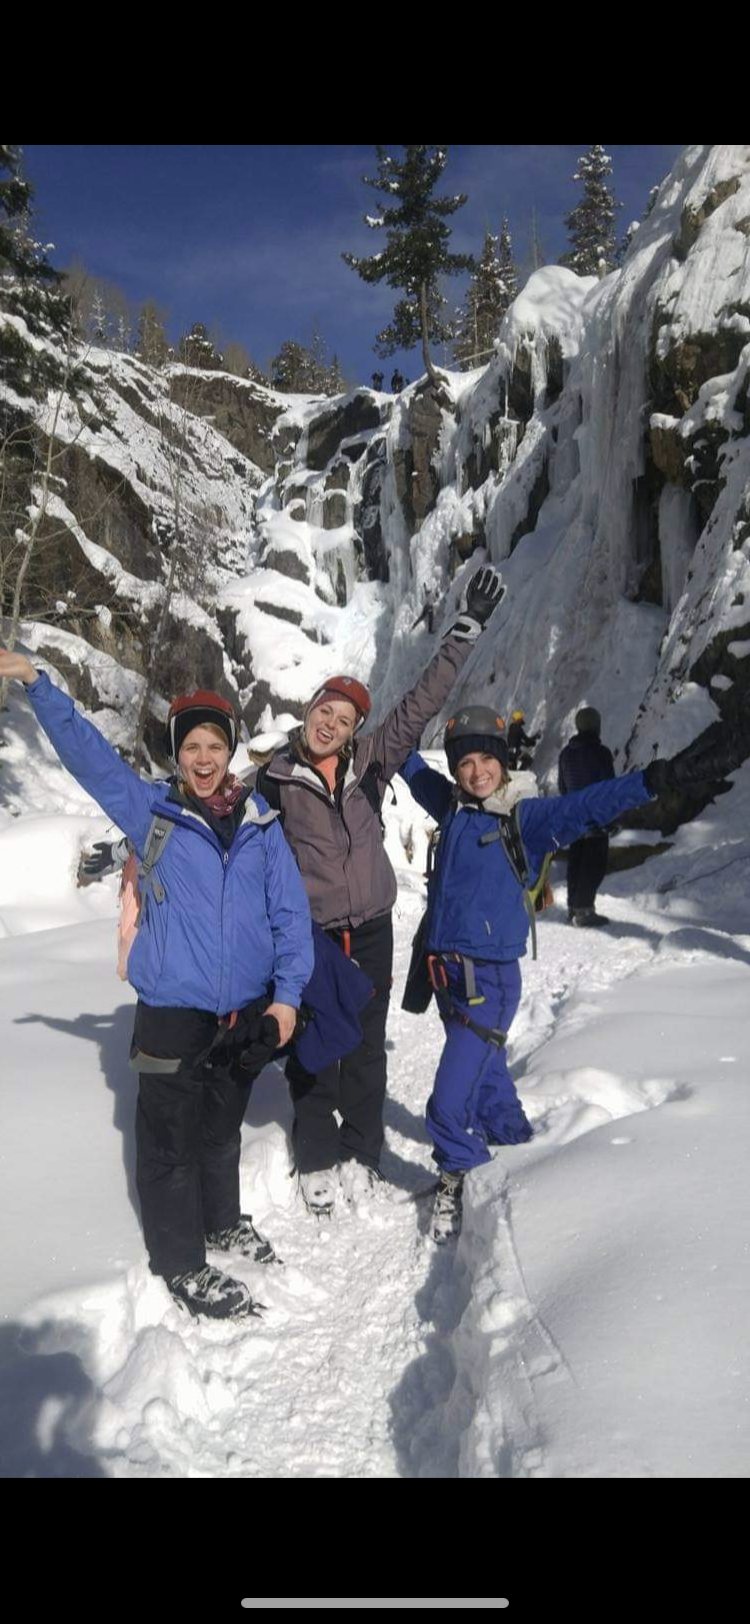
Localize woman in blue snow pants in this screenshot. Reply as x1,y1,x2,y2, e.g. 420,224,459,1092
398,702,737,1241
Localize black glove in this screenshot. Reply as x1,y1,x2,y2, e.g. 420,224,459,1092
76,837,128,886
644,736,744,795
448,566,505,642
208,1009,281,1079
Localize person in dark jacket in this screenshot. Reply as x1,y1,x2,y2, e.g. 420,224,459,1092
558,706,615,926
371,371,384,390
390,369,405,392
0,649,314,1322
401,707,742,1243
255,567,506,1214
507,709,539,770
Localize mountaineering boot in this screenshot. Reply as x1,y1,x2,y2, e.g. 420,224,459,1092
206,1213,279,1265
339,1159,382,1204
299,1167,338,1216
168,1263,265,1320
431,1170,465,1244
572,908,609,928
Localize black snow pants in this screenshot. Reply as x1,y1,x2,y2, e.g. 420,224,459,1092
132,1002,264,1281
566,832,609,912
286,911,393,1174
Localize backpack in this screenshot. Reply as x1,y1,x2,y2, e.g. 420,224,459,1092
117,815,175,981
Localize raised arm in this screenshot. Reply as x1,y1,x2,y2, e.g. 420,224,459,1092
0,653,154,849
522,729,744,859
399,749,453,823
519,771,653,858
363,567,505,781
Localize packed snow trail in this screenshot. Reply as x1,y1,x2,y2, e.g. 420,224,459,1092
4,850,749,1478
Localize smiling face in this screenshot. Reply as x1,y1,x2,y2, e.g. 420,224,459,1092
304,697,359,759
178,723,231,798
455,750,506,800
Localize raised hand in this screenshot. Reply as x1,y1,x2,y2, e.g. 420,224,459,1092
464,566,506,626
0,649,37,685
77,840,127,886
644,733,746,794
448,566,506,643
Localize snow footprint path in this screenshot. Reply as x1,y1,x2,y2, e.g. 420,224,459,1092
42,1164,449,1479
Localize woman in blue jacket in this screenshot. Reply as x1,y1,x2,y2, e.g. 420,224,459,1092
0,649,313,1320
401,705,739,1243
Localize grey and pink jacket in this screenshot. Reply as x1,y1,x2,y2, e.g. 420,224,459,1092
258,634,476,929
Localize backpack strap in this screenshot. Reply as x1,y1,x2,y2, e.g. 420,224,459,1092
139,815,176,910
254,766,283,823
479,806,541,960
357,758,388,836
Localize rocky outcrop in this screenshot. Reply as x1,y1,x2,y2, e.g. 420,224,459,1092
650,324,750,418
393,385,445,533
168,369,284,473
305,392,382,471
321,491,348,529
509,456,550,552
261,545,311,584
356,438,389,582
55,442,162,578
673,177,742,261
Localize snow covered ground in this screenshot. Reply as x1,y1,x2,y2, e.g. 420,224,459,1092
1,677,749,1479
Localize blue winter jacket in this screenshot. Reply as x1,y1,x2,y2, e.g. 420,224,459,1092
400,750,654,961
27,672,313,1014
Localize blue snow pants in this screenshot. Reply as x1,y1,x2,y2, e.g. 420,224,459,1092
427,958,532,1173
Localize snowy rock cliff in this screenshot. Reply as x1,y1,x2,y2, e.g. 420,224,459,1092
2,143,748,823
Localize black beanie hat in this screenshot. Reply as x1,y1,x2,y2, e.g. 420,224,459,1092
172,707,234,759
445,732,509,776
166,690,238,761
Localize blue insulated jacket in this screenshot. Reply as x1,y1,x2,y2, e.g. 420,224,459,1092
400,750,654,961
27,672,313,1013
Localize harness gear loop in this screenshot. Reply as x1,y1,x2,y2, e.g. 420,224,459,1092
428,952,507,1050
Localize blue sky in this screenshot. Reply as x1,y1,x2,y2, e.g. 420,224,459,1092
23,145,685,385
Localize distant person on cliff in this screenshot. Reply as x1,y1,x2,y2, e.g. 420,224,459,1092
371,370,384,390
507,710,539,771
558,706,615,926
390,369,405,392
254,567,506,1215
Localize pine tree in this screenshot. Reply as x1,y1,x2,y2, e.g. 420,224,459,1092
271,340,312,392
0,144,75,396
177,321,224,370
137,300,170,368
327,353,345,395
560,145,622,278
453,225,517,370
343,145,473,389
0,146,68,340
497,217,518,310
